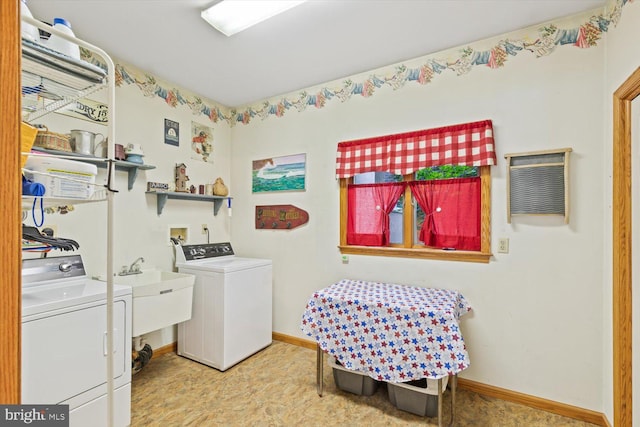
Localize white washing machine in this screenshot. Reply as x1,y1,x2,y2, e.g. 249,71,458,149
175,242,272,371
22,255,132,427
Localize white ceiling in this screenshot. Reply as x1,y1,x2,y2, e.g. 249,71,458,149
27,0,606,107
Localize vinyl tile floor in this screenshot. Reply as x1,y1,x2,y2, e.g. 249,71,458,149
131,340,597,427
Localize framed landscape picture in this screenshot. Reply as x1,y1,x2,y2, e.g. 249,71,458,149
252,153,306,193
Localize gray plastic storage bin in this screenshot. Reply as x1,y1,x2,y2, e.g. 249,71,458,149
387,376,448,417
329,357,379,396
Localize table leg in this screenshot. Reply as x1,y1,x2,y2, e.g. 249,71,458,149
437,377,443,427
316,343,323,396
449,374,457,427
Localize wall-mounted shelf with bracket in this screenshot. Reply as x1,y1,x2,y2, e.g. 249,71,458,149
146,192,232,216
109,160,155,190
29,148,156,190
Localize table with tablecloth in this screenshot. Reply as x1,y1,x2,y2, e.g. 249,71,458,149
300,279,472,425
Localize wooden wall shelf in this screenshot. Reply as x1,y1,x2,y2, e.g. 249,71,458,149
146,192,231,215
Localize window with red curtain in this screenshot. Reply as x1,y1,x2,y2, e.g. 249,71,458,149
337,120,494,260
409,178,481,251
347,182,405,246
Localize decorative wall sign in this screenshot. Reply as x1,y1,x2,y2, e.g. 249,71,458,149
255,205,309,230
164,119,179,146
252,153,306,193
146,181,169,192
56,98,108,123
191,121,213,162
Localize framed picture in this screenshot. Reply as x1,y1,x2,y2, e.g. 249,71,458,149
164,119,179,146
252,153,306,193
190,121,213,162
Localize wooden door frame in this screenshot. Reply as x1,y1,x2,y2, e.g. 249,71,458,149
613,66,640,427
0,0,22,404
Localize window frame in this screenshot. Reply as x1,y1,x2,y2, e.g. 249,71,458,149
338,166,492,263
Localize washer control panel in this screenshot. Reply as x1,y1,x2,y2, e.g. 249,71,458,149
180,242,234,261
22,254,87,285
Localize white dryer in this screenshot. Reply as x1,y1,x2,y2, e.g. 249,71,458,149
175,242,272,371
21,255,132,427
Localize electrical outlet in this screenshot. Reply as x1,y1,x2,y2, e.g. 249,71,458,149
498,238,509,254
201,224,208,234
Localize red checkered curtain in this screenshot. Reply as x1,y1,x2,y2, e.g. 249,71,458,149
347,182,406,246
409,178,481,251
336,120,496,178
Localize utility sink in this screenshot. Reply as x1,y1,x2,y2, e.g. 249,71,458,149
99,270,195,337
112,270,194,298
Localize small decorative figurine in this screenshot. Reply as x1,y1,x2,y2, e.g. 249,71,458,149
175,163,189,192
213,177,229,196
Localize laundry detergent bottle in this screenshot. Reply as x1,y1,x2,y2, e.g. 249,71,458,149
20,0,40,42
46,17,80,60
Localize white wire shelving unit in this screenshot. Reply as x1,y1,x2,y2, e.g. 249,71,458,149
20,15,119,427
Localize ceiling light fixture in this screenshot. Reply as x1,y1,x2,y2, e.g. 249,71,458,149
201,0,306,37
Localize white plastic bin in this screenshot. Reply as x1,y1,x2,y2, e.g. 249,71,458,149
24,156,97,199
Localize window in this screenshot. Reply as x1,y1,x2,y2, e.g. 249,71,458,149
336,120,496,263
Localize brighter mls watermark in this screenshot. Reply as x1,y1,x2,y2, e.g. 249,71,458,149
0,405,68,426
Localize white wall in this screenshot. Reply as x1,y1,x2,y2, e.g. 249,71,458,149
229,27,606,411
602,1,640,423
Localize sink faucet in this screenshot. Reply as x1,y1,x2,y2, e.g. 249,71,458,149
119,257,145,276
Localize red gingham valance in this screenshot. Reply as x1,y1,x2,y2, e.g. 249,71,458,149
335,120,496,178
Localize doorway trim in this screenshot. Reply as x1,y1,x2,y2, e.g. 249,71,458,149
0,0,21,403
613,66,640,427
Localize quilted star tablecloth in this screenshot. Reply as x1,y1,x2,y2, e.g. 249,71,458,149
300,279,472,383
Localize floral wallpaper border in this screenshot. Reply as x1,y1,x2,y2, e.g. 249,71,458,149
90,0,632,128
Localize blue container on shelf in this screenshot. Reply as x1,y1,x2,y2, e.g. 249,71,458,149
125,154,144,165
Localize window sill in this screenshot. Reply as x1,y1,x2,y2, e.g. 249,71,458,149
338,245,492,263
